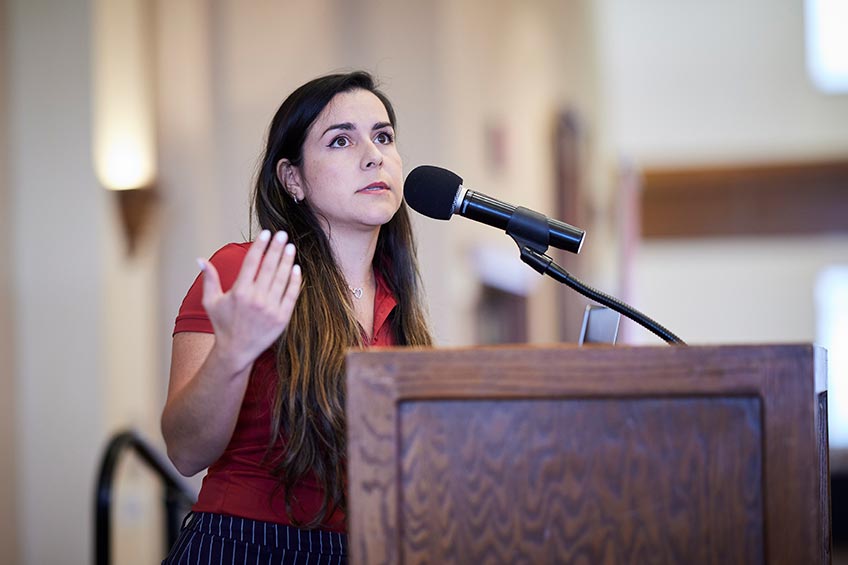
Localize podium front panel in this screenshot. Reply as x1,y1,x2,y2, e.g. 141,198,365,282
346,345,828,565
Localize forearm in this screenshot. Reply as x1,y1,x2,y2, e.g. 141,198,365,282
161,343,254,476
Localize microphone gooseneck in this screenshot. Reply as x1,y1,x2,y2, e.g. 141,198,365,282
519,247,685,344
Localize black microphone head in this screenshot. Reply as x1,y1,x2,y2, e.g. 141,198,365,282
404,165,463,220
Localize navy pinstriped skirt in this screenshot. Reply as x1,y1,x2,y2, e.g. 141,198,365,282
162,512,348,565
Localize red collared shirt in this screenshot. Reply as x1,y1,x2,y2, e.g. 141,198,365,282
173,242,397,532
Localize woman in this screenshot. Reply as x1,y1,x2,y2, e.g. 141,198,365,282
161,71,432,564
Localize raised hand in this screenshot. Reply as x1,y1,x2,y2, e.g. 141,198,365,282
199,229,302,372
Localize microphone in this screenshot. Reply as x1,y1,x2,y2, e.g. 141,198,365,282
404,165,585,254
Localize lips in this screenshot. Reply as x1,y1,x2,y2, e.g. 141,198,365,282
357,182,390,193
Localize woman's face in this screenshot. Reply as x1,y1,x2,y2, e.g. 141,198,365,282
283,88,403,238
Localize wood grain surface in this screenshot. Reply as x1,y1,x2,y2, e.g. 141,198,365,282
399,398,763,564
346,344,829,565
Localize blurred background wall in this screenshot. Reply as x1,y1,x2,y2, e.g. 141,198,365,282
603,0,848,343
1,0,846,563
0,0,18,562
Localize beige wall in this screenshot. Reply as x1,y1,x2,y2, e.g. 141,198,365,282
630,238,848,344
0,0,20,561
595,0,848,166
9,0,107,563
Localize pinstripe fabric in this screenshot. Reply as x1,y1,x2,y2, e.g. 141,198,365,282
162,512,347,565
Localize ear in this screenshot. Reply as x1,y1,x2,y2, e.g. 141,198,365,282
276,158,305,202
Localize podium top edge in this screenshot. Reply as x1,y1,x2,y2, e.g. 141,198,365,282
348,342,823,355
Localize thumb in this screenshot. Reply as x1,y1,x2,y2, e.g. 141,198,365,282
198,258,223,305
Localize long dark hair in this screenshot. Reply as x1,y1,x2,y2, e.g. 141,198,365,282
251,71,432,528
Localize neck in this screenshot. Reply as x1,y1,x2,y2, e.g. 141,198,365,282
325,226,380,289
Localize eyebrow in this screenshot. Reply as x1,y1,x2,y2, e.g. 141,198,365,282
321,121,394,138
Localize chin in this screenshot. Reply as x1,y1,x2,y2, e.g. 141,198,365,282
369,212,399,227
364,204,402,226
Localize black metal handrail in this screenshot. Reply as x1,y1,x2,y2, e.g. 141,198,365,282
94,429,196,565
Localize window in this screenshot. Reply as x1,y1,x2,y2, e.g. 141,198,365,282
816,266,848,449
805,0,848,93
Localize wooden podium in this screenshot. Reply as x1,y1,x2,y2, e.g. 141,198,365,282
346,344,831,564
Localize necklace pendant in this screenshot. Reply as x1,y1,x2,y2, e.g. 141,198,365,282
350,286,363,299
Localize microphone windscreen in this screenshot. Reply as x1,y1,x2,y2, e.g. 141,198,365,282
403,165,463,220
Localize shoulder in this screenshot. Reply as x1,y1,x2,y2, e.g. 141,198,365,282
173,242,252,335
206,242,252,294
209,242,251,265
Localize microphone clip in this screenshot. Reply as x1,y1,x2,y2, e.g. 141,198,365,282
506,206,551,256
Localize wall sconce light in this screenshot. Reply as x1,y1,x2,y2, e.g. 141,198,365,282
92,0,157,255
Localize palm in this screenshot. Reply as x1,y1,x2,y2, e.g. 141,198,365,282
200,231,302,369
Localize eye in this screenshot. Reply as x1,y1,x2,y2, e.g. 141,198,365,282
328,136,351,148
374,131,394,144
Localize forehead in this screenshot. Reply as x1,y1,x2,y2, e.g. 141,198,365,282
311,89,390,132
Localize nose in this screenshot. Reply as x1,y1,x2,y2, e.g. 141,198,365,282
361,140,383,170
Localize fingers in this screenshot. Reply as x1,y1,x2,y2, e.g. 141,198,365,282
268,242,297,302
254,231,289,291
199,259,223,307
278,264,302,321
233,229,272,289
204,229,301,334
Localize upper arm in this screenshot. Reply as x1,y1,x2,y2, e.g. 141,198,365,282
167,332,215,401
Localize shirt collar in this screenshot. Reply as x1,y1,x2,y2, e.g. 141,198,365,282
372,271,398,343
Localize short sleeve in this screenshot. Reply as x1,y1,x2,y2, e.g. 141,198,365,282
173,242,250,335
